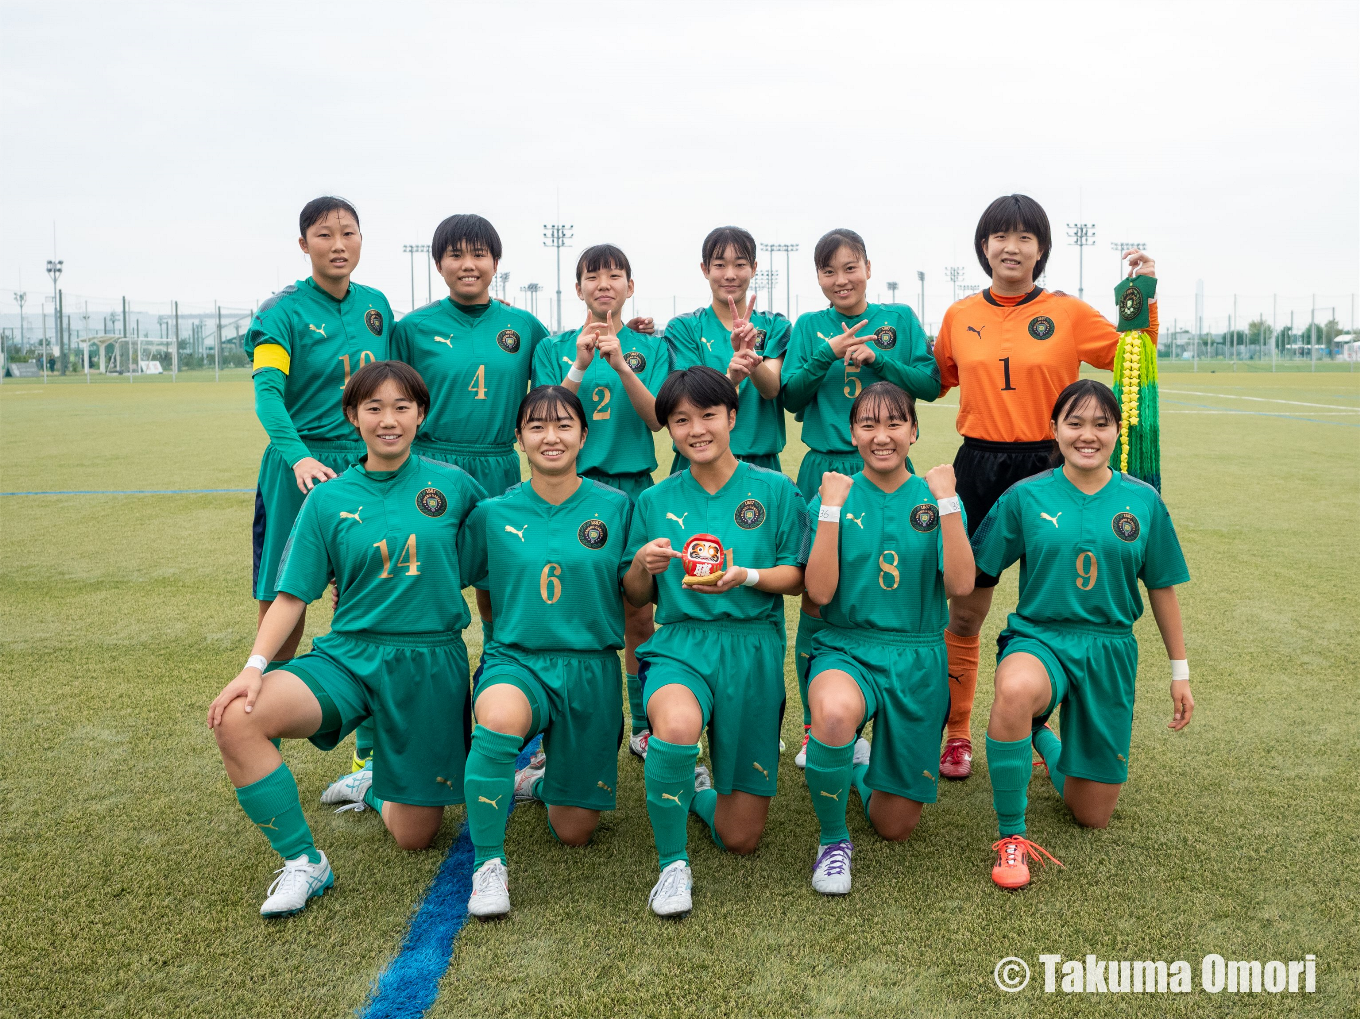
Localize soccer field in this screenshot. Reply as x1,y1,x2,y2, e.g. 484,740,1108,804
2,370,1357,1018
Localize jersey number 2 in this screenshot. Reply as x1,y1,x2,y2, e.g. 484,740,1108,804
592,387,611,420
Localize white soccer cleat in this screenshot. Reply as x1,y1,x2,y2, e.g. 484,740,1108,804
629,729,651,759
694,765,713,793
811,840,853,896
514,757,546,803
853,737,872,768
527,744,546,771
648,860,693,918
321,760,372,807
260,852,334,918
468,859,510,918
795,729,810,769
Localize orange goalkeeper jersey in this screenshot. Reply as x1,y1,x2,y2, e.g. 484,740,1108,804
933,287,1158,442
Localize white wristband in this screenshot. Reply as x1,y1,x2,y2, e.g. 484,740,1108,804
565,364,585,383
742,568,761,587
937,495,962,517
1170,659,1189,682
246,654,269,673
818,505,842,522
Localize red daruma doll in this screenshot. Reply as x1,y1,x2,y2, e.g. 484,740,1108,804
681,533,726,587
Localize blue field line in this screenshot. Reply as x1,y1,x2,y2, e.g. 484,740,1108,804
0,488,254,496
1161,400,1360,428
357,732,543,1019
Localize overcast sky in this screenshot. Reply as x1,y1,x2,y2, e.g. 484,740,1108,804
3,0,1357,331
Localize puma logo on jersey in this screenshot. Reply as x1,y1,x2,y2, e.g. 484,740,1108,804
923,770,935,782
666,512,688,530
432,335,453,348
1040,512,1063,528
597,781,614,794
661,792,682,805
966,325,986,339
478,794,503,810
819,789,841,802
435,776,455,789
308,323,327,338
752,761,769,780
561,356,573,364
339,508,363,523
504,524,528,541
844,512,866,529
699,337,713,351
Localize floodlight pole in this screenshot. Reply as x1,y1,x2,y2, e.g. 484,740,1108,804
6,292,23,385
1109,241,1144,285
761,243,799,318
944,266,965,305
544,223,574,332
886,281,899,306
46,259,63,375
1066,223,1095,300
216,304,222,382
495,272,510,303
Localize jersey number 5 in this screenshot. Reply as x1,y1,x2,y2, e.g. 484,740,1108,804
843,365,862,399
1074,551,1098,590
540,563,562,604
374,536,421,578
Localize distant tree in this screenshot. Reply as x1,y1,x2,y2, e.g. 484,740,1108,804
1247,320,1274,345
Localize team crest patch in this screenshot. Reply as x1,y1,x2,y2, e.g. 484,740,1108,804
496,328,521,353
623,350,646,372
415,487,447,517
577,518,609,549
734,498,766,529
873,325,897,349
1117,284,1144,324
365,309,384,336
1027,315,1056,341
910,503,939,532
753,328,768,352
1112,511,1140,542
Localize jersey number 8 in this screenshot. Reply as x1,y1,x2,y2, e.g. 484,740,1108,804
878,550,900,591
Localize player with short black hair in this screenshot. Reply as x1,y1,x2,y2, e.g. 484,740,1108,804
801,382,975,894
781,229,941,766
933,194,1160,783
208,361,485,918
245,196,394,772
458,385,643,918
973,379,1193,890
624,366,810,918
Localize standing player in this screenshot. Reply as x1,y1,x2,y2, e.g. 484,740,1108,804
624,366,809,918
207,362,485,917
459,385,642,918
245,196,393,773
973,380,1192,889
932,195,1158,781
801,383,975,895
664,226,790,474
531,245,671,758
781,229,940,766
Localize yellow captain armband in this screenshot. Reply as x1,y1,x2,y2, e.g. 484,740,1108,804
251,343,291,375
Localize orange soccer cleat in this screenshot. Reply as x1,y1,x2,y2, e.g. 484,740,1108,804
990,835,1064,890
939,737,973,780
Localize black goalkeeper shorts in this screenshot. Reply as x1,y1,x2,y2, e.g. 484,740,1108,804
953,437,1055,588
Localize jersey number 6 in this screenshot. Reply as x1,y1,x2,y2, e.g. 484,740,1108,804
540,563,562,603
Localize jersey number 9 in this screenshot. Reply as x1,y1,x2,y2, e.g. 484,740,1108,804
540,562,562,604
1075,551,1098,590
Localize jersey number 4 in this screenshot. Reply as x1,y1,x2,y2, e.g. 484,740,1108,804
374,535,421,578
468,364,487,400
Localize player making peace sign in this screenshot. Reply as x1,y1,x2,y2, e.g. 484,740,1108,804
801,382,975,895
932,194,1159,782
208,361,485,918
781,229,941,767
973,380,1193,890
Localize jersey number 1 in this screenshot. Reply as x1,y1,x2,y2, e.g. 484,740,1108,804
999,357,1016,391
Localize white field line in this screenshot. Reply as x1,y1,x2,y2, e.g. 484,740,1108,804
1161,389,1359,411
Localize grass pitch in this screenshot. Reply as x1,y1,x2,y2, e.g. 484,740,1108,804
2,369,1357,1018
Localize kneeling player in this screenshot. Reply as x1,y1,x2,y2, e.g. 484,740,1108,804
802,383,975,894
208,362,485,917
974,379,1193,890
459,385,641,918
624,366,810,917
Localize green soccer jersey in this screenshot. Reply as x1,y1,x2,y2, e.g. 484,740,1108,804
626,461,811,627
390,299,550,450
972,468,1190,631
464,478,642,651
244,277,394,441
807,472,962,635
275,454,486,635
781,303,939,453
531,326,672,474
664,307,790,457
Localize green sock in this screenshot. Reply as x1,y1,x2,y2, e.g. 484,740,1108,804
235,763,319,863
354,718,375,764
795,610,825,727
986,735,1033,836
363,787,385,815
626,673,648,735
689,787,724,850
805,735,855,845
852,763,873,824
645,736,699,867
464,724,521,869
1032,726,1066,797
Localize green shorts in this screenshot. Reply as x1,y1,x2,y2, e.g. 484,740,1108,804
253,440,367,601
412,440,521,497
474,641,624,811
583,467,655,505
796,449,913,503
638,619,786,797
808,626,949,803
280,630,472,807
997,620,1140,784
671,451,783,476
